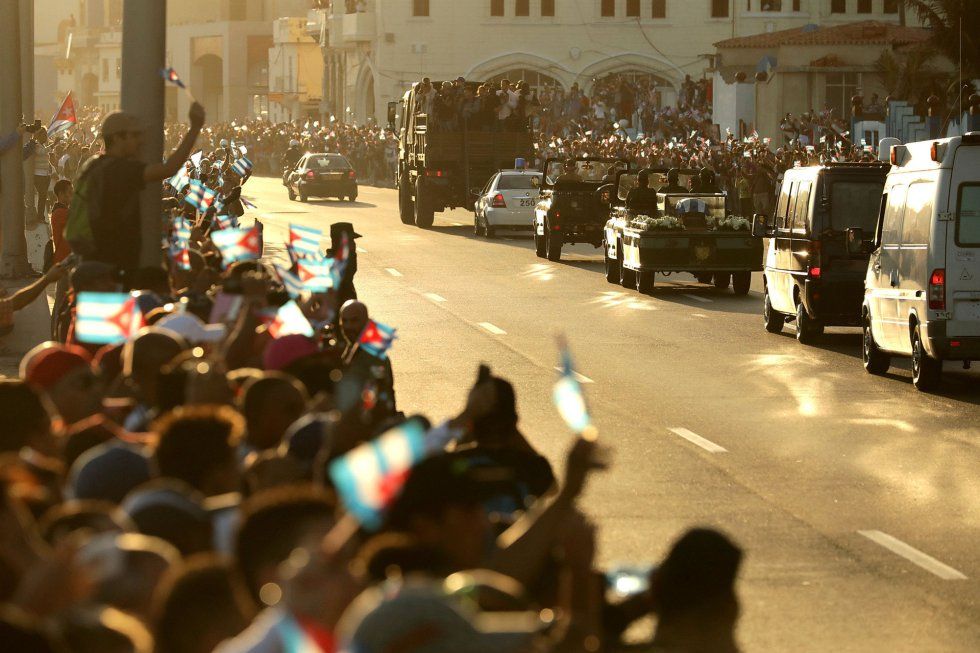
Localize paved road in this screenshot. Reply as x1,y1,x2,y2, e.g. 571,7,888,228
245,177,979,652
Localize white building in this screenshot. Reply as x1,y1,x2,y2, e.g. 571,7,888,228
311,0,912,125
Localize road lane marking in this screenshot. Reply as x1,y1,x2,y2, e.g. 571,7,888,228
692,313,708,318
425,293,447,303
357,247,368,254
668,427,727,453
858,531,967,580
553,366,594,384
385,268,403,277
452,221,464,226
682,294,713,303
478,322,507,335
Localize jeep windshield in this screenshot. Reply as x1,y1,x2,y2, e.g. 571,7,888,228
546,160,626,185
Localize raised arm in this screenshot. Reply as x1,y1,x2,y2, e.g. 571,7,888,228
144,102,206,182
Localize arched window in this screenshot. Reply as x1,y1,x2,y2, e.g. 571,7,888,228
487,68,563,94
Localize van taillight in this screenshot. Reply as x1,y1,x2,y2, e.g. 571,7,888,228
929,269,946,310
305,171,315,180
491,193,506,208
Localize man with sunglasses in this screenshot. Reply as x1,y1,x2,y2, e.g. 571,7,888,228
84,102,206,284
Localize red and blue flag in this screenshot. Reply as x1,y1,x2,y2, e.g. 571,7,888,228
75,292,145,344
211,226,261,267
358,319,396,359
160,67,186,89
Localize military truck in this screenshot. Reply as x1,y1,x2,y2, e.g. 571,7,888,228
602,168,763,294
389,83,533,228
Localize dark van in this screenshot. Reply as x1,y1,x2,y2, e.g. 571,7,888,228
754,162,889,343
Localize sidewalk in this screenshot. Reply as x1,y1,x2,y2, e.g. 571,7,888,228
0,223,53,378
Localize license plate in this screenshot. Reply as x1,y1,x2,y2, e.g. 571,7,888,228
520,198,534,207
324,172,343,180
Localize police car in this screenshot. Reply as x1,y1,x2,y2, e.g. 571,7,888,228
473,169,542,238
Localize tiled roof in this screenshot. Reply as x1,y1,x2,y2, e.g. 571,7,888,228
714,20,931,49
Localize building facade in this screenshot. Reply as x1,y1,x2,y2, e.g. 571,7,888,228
268,17,324,123
311,0,912,125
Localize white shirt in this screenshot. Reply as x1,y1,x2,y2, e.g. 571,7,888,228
33,143,51,176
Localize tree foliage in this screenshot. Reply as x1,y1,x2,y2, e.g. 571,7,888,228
903,0,980,79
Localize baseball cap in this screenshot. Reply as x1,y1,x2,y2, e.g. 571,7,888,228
156,313,227,344
24,345,93,391
100,111,143,139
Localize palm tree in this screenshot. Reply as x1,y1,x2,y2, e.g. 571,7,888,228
903,1,979,80
874,48,950,114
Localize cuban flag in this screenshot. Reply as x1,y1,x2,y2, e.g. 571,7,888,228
268,300,314,339
230,157,253,178
296,255,335,293
553,337,591,435
75,292,145,345
674,198,708,215
171,244,191,271
274,264,307,300
211,227,261,267
168,165,191,193
47,92,77,139
214,213,237,230
358,319,396,359
160,67,186,89
173,216,192,243
190,150,203,170
185,180,218,212
276,613,324,653
328,418,427,531
289,224,322,259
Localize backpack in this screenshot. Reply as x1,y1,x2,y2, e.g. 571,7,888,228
65,156,107,257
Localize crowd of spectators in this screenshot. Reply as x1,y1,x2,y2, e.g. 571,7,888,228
0,100,748,653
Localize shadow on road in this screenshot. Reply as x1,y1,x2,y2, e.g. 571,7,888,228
306,198,378,209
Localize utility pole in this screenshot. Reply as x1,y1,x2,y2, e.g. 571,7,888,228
0,0,31,279
120,0,167,268
21,0,35,233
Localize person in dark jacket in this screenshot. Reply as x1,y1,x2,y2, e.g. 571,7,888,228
328,222,360,306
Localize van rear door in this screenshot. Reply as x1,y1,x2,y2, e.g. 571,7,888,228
947,143,980,337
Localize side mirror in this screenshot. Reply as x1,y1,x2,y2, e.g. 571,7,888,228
751,214,772,238
845,227,865,256
386,102,397,129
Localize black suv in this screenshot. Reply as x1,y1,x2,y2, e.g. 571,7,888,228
754,162,888,343
533,157,633,261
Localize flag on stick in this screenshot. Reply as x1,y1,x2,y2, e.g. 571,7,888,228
211,227,261,267
184,180,218,212
268,300,314,339
75,292,145,345
358,320,397,359
288,224,322,259
553,336,594,438
47,92,77,139
328,418,427,530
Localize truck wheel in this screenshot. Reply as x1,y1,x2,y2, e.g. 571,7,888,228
763,289,783,334
732,271,751,295
545,223,562,261
712,272,730,290
795,301,823,344
414,179,434,228
603,240,620,284
636,269,654,294
911,328,942,391
862,315,890,375
399,179,415,224
619,260,636,288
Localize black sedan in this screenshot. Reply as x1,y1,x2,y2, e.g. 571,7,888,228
286,153,359,202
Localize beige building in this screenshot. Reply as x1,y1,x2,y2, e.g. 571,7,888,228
41,0,313,122
312,0,912,125
712,19,935,139
268,16,324,123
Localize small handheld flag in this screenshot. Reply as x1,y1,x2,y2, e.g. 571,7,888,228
230,157,253,178
274,264,307,300
211,227,261,267
553,336,594,438
75,292,145,345
213,214,238,230
268,300,314,339
328,418,427,531
168,166,191,193
358,320,397,359
47,92,77,139
160,67,196,102
288,224,323,259
296,255,335,294
184,180,218,212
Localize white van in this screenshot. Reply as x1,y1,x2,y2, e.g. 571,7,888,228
861,132,980,391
